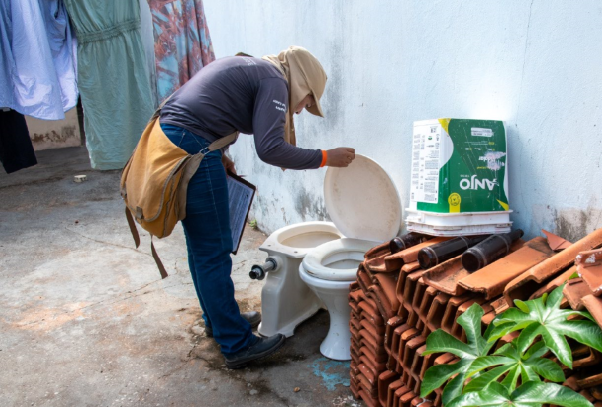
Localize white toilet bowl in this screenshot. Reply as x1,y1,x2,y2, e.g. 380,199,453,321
256,221,344,338
299,238,377,361
252,154,403,360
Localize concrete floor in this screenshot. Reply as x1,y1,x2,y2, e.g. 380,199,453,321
0,147,359,407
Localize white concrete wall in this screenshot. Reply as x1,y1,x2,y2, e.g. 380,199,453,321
204,0,602,242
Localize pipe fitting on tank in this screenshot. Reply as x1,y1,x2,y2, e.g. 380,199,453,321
249,257,280,280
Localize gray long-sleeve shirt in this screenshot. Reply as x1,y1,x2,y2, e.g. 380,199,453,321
159,56,323,170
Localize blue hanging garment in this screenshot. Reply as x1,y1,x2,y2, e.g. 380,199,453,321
0,0,78,120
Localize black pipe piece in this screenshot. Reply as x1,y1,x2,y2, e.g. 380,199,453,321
462,229,524,273
389,233,430,254
418,235,490,269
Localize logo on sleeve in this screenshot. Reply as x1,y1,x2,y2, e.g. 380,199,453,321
273,100,286,112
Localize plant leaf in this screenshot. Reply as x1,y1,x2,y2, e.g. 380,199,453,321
423,329,473,358
422,304,498,402
490,283,602,368
515,299,530,313
466,356,515,377
516,323,542,354
520,365,541,383
522,341,547,360
447,381,593,407
546,283,564,309
442,374,466,407
500,365,521,392
463,365,511,394
540,325,572,367
512,381,593,407
457,302,490,356
523,357,565,382
494,343,520,360
555,320,602,353
446,382,511,407
487,321,517,343
420,360,466,397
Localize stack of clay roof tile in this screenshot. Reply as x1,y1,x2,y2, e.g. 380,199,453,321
349,278,388,406
348,228,602,407
561,246,602,407
561,345,602,407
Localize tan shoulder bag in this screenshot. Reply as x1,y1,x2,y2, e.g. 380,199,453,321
120,111,238,278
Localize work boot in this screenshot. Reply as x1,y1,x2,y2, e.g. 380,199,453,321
205,311,261,338
224,334,285,369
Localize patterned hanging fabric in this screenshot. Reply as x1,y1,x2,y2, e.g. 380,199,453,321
63,0,155,170
147,0,216,102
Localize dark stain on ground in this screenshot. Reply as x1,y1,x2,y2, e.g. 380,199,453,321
180,301,333,405
246,377,291,406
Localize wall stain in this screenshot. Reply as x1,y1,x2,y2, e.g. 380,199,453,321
554,208,591,243
295,185,329,222
31,125,77,145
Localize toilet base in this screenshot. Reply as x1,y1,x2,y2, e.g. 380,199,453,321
319,317,352,361
299,265,354,361
257,304,321,338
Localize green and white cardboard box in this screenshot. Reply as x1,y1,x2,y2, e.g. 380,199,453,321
406,118,512,236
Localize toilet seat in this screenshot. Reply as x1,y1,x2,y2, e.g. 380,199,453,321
302,238,377,281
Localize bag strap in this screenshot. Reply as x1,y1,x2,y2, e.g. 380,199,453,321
204,132,239,153
153,92,239,154
149,94,173,123
125,207,169,279
151,237,168,279
125,207,141,248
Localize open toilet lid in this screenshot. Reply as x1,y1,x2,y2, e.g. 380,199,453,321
324,154,402,242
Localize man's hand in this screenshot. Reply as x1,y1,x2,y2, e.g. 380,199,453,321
222,155,237,175
325,148,356,167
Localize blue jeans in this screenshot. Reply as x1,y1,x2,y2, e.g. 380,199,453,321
160,123,253,355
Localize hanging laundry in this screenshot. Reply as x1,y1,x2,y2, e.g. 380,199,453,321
0,0,78,120
63,0,155,170
39,0,79,114
0,109,37,174
148,0,216,102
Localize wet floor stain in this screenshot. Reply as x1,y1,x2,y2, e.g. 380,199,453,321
310,357,350,391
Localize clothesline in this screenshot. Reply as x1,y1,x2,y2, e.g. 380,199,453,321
0,0,215,172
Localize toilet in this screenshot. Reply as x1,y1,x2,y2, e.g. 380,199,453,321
254,221,344,338
299,238,376,360
252,154,402,360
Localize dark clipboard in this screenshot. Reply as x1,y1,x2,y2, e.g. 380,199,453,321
226,171,257,255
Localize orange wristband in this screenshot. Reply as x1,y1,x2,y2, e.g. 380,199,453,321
320,150,328,167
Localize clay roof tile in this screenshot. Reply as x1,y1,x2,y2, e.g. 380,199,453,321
577,262,602,297
459,237,555,300
582,294,602,327
563,278,594,310
529,265,577,300
504,228,602,304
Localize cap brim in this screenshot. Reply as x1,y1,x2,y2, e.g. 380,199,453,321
307,98,324,117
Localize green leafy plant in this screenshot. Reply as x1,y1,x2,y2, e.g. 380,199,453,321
421,304,496,405
446,381,593,407
420,283,602,406
248,219,258,229
488,284,602,368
